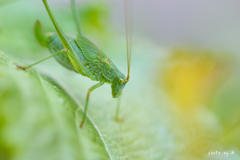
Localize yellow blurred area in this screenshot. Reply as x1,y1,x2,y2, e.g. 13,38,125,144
162,48,231,109
158,49,236,158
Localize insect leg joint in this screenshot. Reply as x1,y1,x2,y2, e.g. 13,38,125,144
105,58,110,65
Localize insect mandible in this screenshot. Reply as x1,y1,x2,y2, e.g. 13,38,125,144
16,0,132,128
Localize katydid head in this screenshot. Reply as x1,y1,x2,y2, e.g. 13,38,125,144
111,74,128,98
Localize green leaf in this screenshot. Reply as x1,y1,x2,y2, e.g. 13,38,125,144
0,52,111,160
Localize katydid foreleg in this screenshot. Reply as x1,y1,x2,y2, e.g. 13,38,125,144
80,80,105,128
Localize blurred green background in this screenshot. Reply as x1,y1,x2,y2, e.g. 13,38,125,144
1,0,240,160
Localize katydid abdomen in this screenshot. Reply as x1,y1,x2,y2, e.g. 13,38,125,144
48,34,81,73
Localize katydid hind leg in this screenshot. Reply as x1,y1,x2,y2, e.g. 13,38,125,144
15,49,66,70
80,81,105,128
42,0,92,78
42,0,70,49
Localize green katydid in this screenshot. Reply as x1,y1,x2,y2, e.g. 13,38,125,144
16,0,132,128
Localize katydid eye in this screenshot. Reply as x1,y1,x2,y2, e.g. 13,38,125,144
119,78,123,84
